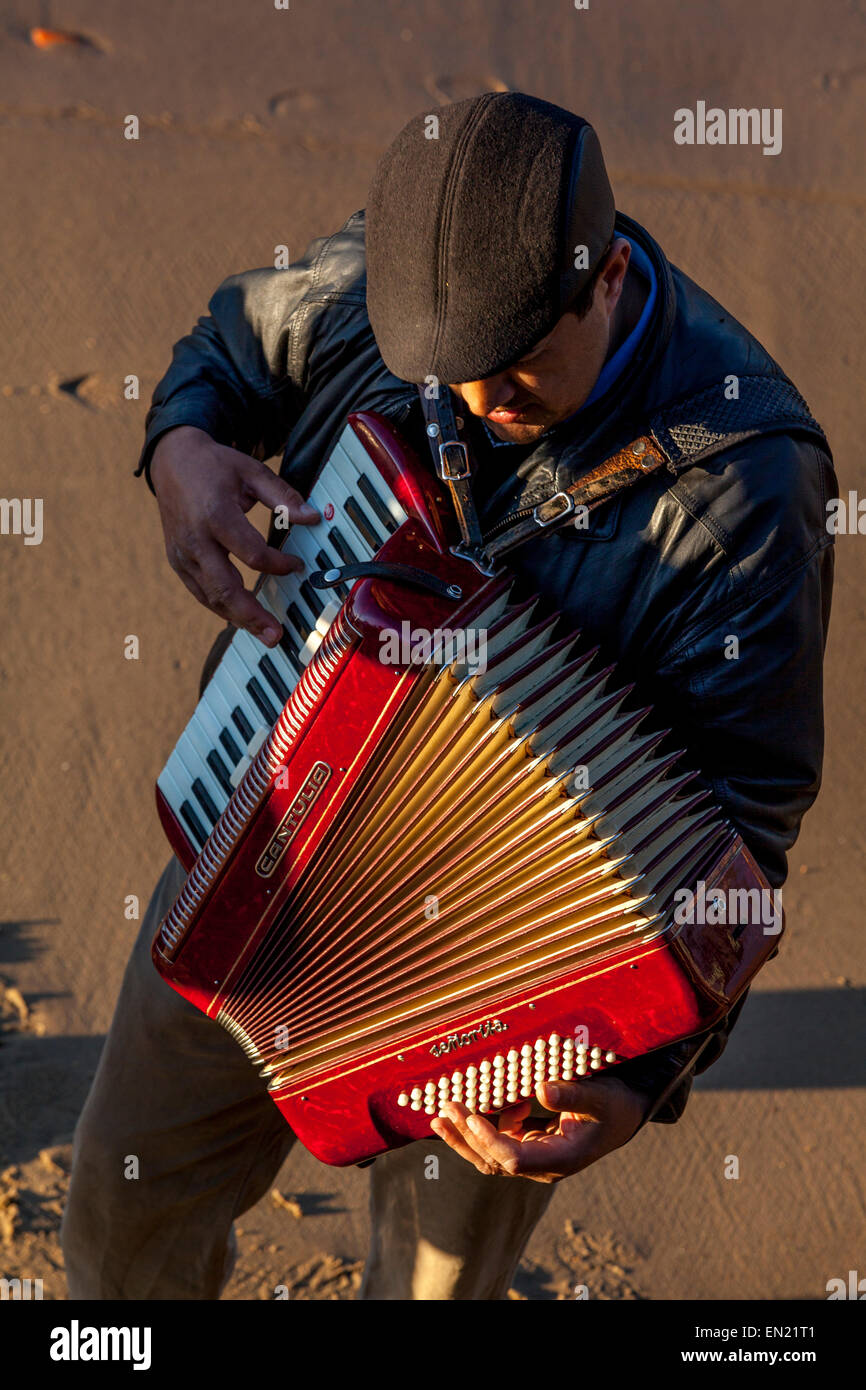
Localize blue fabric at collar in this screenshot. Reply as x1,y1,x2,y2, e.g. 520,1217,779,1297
482,235,657,449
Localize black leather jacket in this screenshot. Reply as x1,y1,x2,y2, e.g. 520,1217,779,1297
137,209,835,1124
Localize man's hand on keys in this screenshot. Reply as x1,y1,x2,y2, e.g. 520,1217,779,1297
149,426,320,648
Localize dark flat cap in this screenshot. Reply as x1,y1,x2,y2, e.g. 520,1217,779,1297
365,92,615,385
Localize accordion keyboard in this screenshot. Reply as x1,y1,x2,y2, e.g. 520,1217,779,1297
157,424,408,855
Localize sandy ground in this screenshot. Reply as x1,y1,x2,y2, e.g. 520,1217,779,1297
1,0,864,1301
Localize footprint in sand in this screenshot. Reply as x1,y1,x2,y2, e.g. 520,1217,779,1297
50,373,117,409
268,89,324,118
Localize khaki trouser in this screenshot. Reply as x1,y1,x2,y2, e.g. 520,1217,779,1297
61,858,554,1300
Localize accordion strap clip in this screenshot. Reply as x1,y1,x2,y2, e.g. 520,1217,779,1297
310,560,463,601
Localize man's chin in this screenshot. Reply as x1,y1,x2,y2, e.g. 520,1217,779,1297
484,417,549,445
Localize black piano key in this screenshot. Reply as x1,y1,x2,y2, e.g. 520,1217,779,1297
232,705,255,744
358,473,398,534
260,654,290,704
192,778,220,827
180,800,207,850
345,495,383,552
219,727,242,764
299,579,324,621
287,602,311,641
277,628,304,678
246,677,278,725
328,525,359,566
207,749,235,799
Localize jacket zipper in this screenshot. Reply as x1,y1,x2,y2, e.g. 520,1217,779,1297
481,506,537,542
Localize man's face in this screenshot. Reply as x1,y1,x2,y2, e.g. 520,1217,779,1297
450,240,631,445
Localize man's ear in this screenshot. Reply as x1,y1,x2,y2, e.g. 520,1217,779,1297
601,238,631,316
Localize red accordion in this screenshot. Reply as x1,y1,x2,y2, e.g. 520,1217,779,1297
153,411,779,1165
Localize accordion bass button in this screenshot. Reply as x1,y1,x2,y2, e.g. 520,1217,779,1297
605,1051,617,1064
410,1100,423,1111
397,1093,410,1107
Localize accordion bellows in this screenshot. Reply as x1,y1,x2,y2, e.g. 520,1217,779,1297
153,412,778,1165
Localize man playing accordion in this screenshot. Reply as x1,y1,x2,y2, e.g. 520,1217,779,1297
62,94,833,1301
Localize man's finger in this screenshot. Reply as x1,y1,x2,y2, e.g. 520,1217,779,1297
174,567,211,610
211,509,305,577
495,1101,533,1140
537,1079,608,1118
246,461,320,525
187,546,283,643
538,1078,647,1147
439,1104,523,1175
429,1117,497,1175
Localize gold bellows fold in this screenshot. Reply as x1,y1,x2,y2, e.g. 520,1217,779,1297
217,593,724,1085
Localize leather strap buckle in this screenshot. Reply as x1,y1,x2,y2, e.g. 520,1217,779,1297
436,440,471,481
533,491,575,527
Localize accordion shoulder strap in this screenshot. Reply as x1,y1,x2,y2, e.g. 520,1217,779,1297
481,373,830,562
416,384,495,573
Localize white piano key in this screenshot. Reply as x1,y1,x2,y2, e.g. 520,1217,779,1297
160,751,213,841
326,444,393,545
260,575,290,622
221,640,262,693
175,740,227,823
230,754,253,789
200,681,247,757
247,726,269,758
233,627,270,675
218,664,260,737
228,727,269,789
157,759,191,816
335,434,407,527
321,470,382,562
315,600,342,636
183,713,233,805
299,629,325,666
